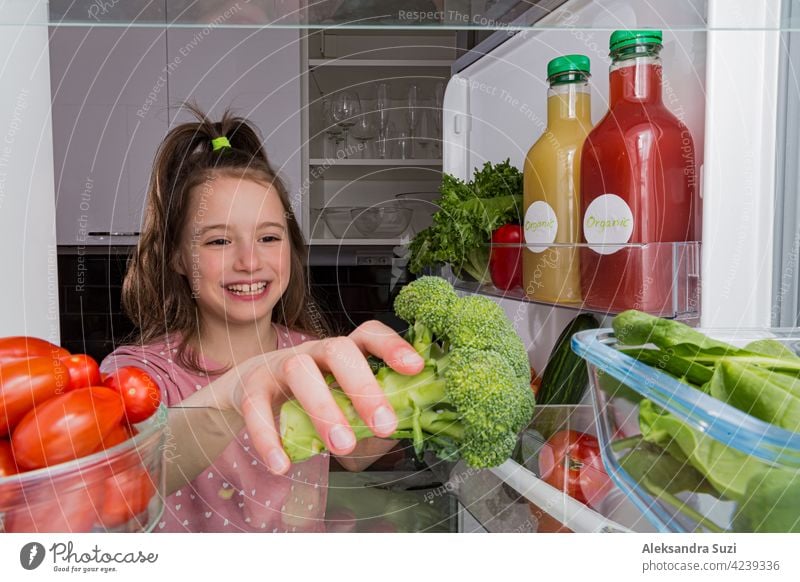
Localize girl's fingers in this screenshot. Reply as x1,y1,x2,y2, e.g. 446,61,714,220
349,320,425,375
280,352,358,455
237,322,428,470
311,337,397,437
237,366,290,475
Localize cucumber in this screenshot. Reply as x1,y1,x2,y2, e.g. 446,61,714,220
537,314,600,405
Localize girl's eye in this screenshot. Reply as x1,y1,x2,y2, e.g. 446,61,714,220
260,235,281,243
206,238,229,246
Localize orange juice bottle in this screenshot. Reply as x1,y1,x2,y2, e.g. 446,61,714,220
523,55,593,303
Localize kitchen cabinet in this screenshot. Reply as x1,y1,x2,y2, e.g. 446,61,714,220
302,29,457,244
50,27,168,246
51,26,303,245
167,28,303,218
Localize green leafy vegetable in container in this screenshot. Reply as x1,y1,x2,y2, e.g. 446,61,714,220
607,310,800,532
613,310,800,432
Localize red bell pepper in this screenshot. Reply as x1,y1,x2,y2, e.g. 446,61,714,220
489,224,523,290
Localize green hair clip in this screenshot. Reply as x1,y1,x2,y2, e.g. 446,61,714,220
211,136,231,151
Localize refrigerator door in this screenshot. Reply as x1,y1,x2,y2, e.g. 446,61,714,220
441,0,785,330
440,0,708,365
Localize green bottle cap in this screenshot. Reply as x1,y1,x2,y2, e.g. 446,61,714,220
609,29,663,52
546,54,591,80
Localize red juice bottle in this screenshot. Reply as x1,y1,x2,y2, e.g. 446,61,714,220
580,30,696,314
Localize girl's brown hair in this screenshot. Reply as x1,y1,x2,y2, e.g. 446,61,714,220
122,103,330,375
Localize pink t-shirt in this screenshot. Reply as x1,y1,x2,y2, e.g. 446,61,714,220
100,323,329,533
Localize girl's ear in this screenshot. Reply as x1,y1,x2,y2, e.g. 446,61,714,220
171,250,187,276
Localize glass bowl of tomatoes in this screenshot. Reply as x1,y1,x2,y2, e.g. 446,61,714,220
0,337,168,532
0,402,167,533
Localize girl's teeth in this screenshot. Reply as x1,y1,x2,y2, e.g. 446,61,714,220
227,283,267,295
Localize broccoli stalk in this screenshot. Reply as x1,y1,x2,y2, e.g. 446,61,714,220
279,276,535,469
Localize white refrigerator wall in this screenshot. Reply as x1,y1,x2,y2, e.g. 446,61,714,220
442,0,707,369
0,1,60,342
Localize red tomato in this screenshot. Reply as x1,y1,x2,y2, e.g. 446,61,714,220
96,423,132,450
102,367,161,424
538,429,613,508
0,440,16,478
489,224,523,291
3,475,105,533
0,356,71,436
0,440,18,506
59,354,102,391
11,387,125,470
98,466,156,528
0,336,70,364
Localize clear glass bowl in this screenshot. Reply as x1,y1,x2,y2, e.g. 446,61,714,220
394,191,440,231
317,207,366,238
350,205,413,238
572,328,800,533
0,404,167,533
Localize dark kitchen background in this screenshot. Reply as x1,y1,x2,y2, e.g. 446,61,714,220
57,249,410,363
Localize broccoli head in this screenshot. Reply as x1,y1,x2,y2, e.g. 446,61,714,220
279,276,535,469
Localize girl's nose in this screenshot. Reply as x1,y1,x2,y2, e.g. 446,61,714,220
233,243,261,272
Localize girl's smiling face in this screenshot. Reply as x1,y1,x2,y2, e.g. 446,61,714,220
175,174,292,327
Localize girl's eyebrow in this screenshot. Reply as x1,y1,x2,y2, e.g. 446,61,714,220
195,222,285,236
195,223,227,236
257,221,286,231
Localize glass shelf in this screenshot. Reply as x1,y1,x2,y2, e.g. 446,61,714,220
309,59,453,68
439,241,701,321
164,404,651,532
0,1,787,30
308,158,442,181
308,237,409,246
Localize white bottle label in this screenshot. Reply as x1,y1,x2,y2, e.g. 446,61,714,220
583,194,634,255
524,201,558,254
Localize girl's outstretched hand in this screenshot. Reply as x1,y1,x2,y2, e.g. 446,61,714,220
225,321,424,475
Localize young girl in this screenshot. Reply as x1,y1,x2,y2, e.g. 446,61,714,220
100,106,423,532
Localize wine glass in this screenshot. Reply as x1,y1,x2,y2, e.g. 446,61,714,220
434,81,444,158
395,127,412,160
376,83,391,159
377,120,394,160
322,98,343,158
351,111,377,158
406,84,420,158
416,108,434,159
331,90,361,158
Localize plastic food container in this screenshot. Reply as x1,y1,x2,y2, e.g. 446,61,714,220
572,328,800,533
0,404,167,533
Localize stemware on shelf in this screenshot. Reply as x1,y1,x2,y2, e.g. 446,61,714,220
434,81,444,158
416,107,435,159
322,98,343,158
376,83,391,159
351,111,377,158
406,84,420,158
395,127,412,160
331,90,361,158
